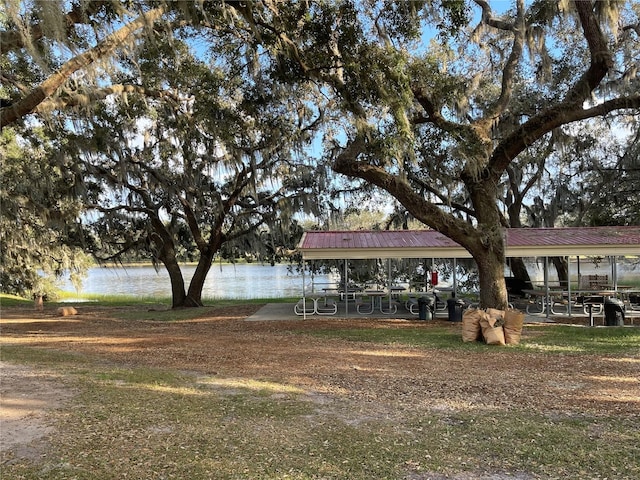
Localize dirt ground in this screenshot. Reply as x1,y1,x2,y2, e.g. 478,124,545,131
0,361,74,463
1,304,639,466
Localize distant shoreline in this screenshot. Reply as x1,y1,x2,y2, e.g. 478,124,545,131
93,259,285,268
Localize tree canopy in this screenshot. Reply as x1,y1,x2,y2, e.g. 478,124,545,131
0,127,89,296
2,0,639,308
250,0,640,307
2,1,329,307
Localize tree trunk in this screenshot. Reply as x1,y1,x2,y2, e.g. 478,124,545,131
468,230,510,310
185,249,216,307
509,257,532,285
151,216,188,308
163,257,188,309
475,251,509,309
462,169,510,310
552,256,568,286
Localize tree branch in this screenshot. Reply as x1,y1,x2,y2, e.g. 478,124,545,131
0,1,111,55
493,95,640,177
568,0,614,104
177,196,207,251
332,135,476,241
405,171,476,217
1,6,166,129
35,84,187,113
484,0,526,124
87,203,150,216
202,164,253,252
622,22,640,37
488,0,620,178
563,95,640,122
473,0,516,31
411,86,476,142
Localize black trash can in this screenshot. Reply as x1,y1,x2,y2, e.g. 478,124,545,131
604,297,625,326
447,296,465,322
418,295,435,321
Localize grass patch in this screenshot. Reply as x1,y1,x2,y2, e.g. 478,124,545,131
307,323,640,355
403,411,640,478
0,293,34,307
4,345,639,479
54,292,298,307
56,291,173,306
0,344,87,366
0,292,296,321
81,297,297,322
309,326,470,350
519,324,640,355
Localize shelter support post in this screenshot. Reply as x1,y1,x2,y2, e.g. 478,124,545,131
302,261,307,320
544,256,550,319
344,259,349,318
453,258,458,295
567,255,572,317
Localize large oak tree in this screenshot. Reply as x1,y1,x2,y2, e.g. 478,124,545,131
226,0,640,308
1,1,322,307
61,10,322,308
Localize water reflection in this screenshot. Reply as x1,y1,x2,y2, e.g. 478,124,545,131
62,263,335,299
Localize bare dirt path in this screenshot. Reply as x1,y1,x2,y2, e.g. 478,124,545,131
0,361,74,464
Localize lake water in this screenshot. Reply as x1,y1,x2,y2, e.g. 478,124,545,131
62,263,336,299
61,258,638,300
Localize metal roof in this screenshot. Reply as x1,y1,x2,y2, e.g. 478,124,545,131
297,226,640,260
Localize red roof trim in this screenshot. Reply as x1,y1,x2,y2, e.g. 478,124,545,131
299,226,640,251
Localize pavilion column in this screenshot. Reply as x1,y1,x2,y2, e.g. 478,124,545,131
453,258,458,295
567,255,572,317
302,260,307,320
344,259,349,318
388,258,392,306
544,256,550,318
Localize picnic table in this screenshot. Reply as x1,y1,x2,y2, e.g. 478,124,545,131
294,293,339,316
355,290,398,314
523,289,569,315
523,287,634,320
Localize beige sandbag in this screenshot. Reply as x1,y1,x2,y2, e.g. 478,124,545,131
482,325,506,345
479,310,506,346
461,308,484,343
485,308,505,326
57,306,78,317
503,309,525,345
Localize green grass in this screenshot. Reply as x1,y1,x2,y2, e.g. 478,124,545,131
1,291,173,307
308,322,640,355
56,292,297,308
309,326,469,350
0,293,34,307
83,297,296,322
519,324,640,354
1,292,297,313
56,291,174,306
0,345,86,366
